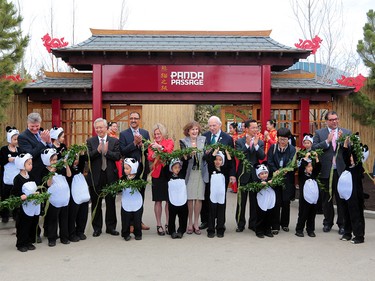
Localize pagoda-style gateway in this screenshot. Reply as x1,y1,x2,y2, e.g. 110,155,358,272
23,29,353,145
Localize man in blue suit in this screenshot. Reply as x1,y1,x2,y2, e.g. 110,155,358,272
313,111,351,235
200,116,236,230
119,112,151,230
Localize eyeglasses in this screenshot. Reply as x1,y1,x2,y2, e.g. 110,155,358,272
129,117,140,120
328,118,339,122
278,137,289,141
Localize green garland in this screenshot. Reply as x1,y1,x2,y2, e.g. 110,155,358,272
100,179,148,197
337,133,363,165
297,149,323,159
239,182,270,193
0,192,51,211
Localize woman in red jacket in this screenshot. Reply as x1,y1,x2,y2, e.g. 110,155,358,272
148,123,174,236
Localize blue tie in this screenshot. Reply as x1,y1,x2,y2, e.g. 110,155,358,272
210,134,216,144
35,133,41,142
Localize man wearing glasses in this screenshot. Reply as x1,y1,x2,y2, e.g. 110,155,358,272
313,111,351,235
119,112,151,230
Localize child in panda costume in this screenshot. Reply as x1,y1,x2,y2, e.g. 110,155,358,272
67,154,90,242
338,137,366,244
295,152,321,238
121,158,144,241
0,127,20,223
167,158,188,239
12,153,40,252
206,149,233,238
254,164,276,238
41,148,71,247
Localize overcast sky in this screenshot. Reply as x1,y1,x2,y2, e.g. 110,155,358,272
12,0,374,77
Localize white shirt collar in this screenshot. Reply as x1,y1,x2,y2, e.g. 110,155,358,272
98,135,107,142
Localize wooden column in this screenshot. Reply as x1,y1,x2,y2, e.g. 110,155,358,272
261,65,271,130
300,99,310,146
51,98,61,126
92,64,103,135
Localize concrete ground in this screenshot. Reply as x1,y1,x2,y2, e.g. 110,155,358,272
1,188,375,281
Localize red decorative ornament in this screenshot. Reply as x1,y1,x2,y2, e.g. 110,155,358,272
41,33,69,53
336,74,366,92
294,35,322,54
3,74,23,82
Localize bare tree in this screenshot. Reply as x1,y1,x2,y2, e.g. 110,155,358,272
118,0,129,29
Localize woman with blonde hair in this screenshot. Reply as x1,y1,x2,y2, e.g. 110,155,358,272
148,123,174,235
180,121,208,234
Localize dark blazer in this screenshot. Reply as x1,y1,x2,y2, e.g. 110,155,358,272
202,130,235,177
86,135,121,188
312,127,351,178
235,136,265,185
119,128,150,179
18,129,50,185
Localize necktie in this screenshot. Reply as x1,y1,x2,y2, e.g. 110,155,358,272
250,138,254,148
101,138,107,171
332,130,337,151
210,134,216,144
35,134,41,142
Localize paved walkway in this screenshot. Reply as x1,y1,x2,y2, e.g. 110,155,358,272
1,188,374,281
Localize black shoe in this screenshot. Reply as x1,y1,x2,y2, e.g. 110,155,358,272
61,239,70,245
323,225,331,232
264,232,274,238
338,227,345,235
236,227,244,233
256,233,265,238
135,236,142,241
17,246,28,252
106,229,120,236
69,235,80,242
124,235,131,241
93,230,102,237
351,237,364,244
171,232,179,239
282,226,289,232
207,232,215,238
48,240,56,247
78,233,87,240
295,232,304,237
272,230,279,235
217,233,224,238
307,232,316,238
199,222,208,230
176,232,183,239
36,236,42,243
340,234,352,241
27,244,36,250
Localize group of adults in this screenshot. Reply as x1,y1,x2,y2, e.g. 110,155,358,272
0,110,358,239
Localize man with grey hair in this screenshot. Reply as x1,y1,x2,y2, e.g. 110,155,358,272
86,118,121,237
18,112,53,185
200,116,236,230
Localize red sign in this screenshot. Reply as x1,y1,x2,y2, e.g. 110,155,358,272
102,65,261,92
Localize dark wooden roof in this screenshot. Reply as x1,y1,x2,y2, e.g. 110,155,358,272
52,29,311,71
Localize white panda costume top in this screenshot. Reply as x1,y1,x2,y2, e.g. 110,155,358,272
210,151,226,204
122,158,143,212
42,148,70,208
255,164,276,211
3,128,20,185
168,158,187,206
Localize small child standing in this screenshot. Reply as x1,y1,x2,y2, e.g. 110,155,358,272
12,153,40,252
167,158,188,239
121,158,144,241
206,149,233,238
41,148,71,247
254,164,276,238
295,152,321,238
338,137,366,244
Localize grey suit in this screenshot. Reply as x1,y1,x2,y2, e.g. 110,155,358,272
313,127,351,230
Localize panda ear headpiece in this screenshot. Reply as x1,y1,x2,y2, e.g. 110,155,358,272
124,158,139,174
50,126,64,140
14,153,33,170
302,133,313,144
41,148,57,166
6,126,19,143
256,164,268,179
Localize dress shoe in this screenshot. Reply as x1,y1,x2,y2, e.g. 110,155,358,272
124,235,131,241
17,246,28,252
171,232,179,239
61,239,70,245
135,236,142,241
93,230,102,237
69,235,80,242
141,223,150,230
27,244,36,250
338,227,345,235
199,222,208,230
256,233,265,238
48,240,56,247
295,232,304,237
264,232,274,238
78,233,87,240
236,227,244,233
217,233,224,238
207,232,215,238
340,234,352,241
176,232,183,239
307,232,316,238
323,225,331,232
106,229,120,236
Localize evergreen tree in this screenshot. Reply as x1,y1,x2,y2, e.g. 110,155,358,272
357,9,375,88
0,0,29,121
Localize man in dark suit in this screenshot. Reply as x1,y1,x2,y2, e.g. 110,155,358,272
87,118,121,237
313,111,351,234
235,119,265,232
200,116,236,230
18,112,53,186
119,112,151,230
